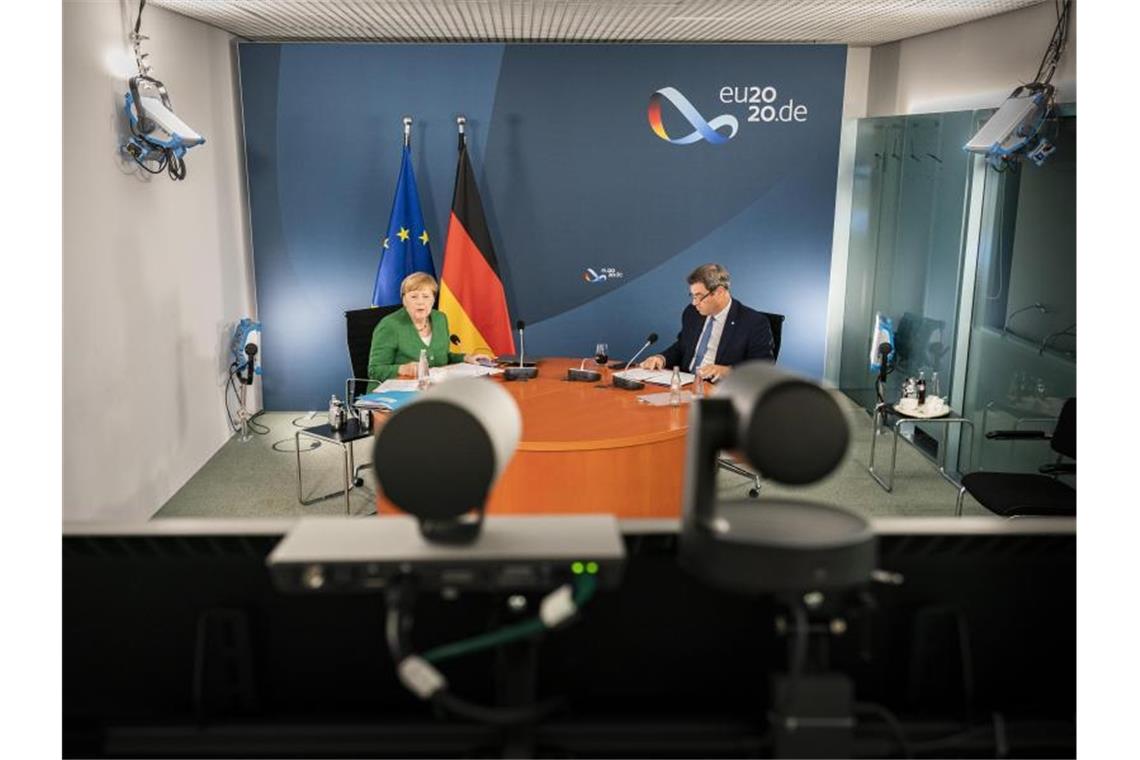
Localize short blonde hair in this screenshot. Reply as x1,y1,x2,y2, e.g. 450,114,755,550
400,271,439,297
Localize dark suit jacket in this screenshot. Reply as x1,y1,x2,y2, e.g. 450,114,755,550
659,299,775,371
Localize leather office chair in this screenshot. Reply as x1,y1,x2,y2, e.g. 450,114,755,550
718,311,785,497
955,397,1075,517
343,305,400,485
344,305,401,404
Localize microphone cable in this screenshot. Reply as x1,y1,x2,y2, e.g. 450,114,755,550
384,574,597,725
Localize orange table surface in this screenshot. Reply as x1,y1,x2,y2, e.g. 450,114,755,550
374,357,689,518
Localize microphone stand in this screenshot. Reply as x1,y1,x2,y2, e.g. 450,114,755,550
624,338,656,371
237,344,258,443
237,378,252,443
614,336,657,391
504,323,538,381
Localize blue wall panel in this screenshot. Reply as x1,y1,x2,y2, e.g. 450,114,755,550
239,43,846,409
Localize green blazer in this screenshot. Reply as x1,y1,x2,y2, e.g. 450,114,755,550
367,308,465,389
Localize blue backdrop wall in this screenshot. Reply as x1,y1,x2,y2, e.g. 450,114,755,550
239,43,846,410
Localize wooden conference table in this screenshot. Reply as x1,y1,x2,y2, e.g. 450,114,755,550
375,357,689,518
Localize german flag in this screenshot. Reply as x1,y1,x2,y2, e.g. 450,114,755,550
438,136,515,357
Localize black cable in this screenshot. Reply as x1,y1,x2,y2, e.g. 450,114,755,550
246,410,271,435
134,0,147,36
134,0,146,36
128,150,168,174
383,577,567,727
167,150,187,181
854,701,913,758
1032,0,1071,86
223,362,241,431
271,437,320,453
270,414,326,451
431,691,564,727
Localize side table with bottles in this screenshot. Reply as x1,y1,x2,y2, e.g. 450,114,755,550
295,398,375,515
867,375,975,496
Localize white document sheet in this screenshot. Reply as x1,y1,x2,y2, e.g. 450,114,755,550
614,368,695,386
428,363,503,382
372,379,419,392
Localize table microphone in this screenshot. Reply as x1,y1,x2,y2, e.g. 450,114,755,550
624,332,659,370
614,332,658,390
243,343,258,385
504,320,538,381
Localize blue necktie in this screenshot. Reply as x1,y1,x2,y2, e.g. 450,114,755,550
690,316,714,372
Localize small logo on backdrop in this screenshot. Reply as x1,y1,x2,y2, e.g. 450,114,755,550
583,267,624,283
647,85,810,146
648,87,739,145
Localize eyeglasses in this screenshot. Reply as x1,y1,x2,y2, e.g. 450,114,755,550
689,286,719,304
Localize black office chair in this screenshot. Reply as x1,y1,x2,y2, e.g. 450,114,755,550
344,305,401,405
343,305,400,486
955,397,1075,517
718,311,785,497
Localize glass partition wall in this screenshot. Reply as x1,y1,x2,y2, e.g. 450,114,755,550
959,115,1076,474
838,108,1076,481
838,112,975,410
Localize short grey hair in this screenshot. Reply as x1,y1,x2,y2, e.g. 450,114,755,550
686,263,731,292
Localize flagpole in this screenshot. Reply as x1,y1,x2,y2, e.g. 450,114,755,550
456,115,466,151
403,115,412,148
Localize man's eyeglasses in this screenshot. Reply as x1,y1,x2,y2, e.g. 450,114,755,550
689,286,720,304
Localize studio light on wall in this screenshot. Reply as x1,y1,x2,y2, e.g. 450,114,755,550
120,0,206,181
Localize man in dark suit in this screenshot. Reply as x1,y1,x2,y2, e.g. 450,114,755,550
641,263,774,382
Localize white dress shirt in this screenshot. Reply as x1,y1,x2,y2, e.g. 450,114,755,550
694,298,733,370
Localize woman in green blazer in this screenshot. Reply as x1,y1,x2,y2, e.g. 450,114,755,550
367,272,495,390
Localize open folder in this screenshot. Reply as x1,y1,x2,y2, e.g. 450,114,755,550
354,390,418,411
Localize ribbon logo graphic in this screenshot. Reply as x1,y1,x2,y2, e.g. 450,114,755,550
583,268,607,283
648,87,739,145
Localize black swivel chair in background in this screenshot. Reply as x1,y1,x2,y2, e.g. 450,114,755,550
342,305,400,485
344,305,400,405
717,311,785,497
956,397,1076,517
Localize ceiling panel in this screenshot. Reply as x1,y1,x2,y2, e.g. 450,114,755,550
146,0,1050,47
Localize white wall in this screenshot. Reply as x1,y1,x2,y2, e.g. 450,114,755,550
63,0,256,521
867,1,1077,116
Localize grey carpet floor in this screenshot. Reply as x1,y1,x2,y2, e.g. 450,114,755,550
154,395,990,520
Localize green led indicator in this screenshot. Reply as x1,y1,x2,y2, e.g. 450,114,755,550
571,561,584,575
586,561,599,575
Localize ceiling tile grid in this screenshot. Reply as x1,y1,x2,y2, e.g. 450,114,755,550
148,0,1049,47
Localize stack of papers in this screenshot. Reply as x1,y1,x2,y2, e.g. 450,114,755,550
429,363,503,382
613,368,696,386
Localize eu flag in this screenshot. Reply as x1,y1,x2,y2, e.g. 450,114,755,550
371,145,435,306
